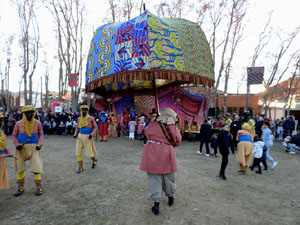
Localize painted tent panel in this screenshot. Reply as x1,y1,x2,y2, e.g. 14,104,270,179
86,12,150,85
85,11,214,94
147,12,184,71
163,18,214,80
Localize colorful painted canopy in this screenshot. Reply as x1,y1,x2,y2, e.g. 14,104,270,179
86,11,214,97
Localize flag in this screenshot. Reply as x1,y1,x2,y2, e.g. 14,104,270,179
68,73,78,87
247,67,264,85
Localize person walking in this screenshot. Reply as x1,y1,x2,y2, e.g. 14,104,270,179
98,111,109,141
73,105,98,173
230,114,242,152
262,122,278,169
197,119,212,157
140,108,182,216
250,136,264,174
217,124,234,180
128,118,137,140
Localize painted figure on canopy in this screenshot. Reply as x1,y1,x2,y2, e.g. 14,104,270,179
74,105,98,173
98,111,109,141
12,106,44,196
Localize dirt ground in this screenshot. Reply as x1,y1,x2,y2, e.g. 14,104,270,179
0,135,300,225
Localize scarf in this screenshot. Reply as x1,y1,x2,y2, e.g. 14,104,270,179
22,113,35,137
100,112,107,123
78,105,89,128
0,130,6,150
79,112,88,128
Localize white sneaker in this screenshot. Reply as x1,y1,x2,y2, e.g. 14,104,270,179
289,152,296,155
196,151,202,155
271,161,278,169
205,154,210,157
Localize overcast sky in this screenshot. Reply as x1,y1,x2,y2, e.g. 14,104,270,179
0,0,299,94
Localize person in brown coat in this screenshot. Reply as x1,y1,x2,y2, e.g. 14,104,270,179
140,108,182,216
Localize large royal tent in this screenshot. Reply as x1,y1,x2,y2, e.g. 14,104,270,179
85,11,214,101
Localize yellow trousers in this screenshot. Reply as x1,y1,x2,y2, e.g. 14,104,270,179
0,158,9,189
14,144,43,173
76,134,98,157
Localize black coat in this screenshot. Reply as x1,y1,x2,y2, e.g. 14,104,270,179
200,123,212,142
217,130,233,155
230,120,241,136
255,121,264,136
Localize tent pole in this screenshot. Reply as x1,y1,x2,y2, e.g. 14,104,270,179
152,80,159,113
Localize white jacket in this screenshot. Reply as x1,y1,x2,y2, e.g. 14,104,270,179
253,141,264,158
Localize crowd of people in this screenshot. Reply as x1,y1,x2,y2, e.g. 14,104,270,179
190,112,300,181
1,106,300,216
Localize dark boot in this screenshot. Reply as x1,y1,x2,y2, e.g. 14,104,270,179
35,180,43,196
168,196,174,206
76,160,84,173
151,202,159,216
91,158,97,169
219,173,227,180
14,179,24,197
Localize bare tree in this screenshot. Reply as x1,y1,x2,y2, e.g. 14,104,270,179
107,0,120,23
154,0,187,18
121,0,138,20
250,12,273,67
16,0,40,106
245,12,273,113
0,35,14,111
44,63,50,111
283,58,300,115
187,0,228,111
211,0,248,108
223,1,247,113
46,0,86,112
261,29,300,115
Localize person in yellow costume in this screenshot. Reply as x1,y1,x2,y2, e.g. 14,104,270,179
236,123,254,173
189,121,200,142
242,111,256,137
225,113,232,125
181,120,190,140
74,105,98,173
0,112,13,190
12,106,44,196
109,112,118,138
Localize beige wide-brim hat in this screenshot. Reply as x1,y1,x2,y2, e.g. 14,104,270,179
156,108,177,125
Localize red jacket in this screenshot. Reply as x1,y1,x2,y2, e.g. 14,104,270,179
140,122,182,174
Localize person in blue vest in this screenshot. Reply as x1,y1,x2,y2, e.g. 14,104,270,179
12,105,44,196
73,105,98,173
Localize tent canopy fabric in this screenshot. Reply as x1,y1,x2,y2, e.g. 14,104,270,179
94,88,207,125
86,11,214,97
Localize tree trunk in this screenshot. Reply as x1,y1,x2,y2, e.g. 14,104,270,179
45,73,49,110
71,87,77,112
40,76,44,108
224,95,227,114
